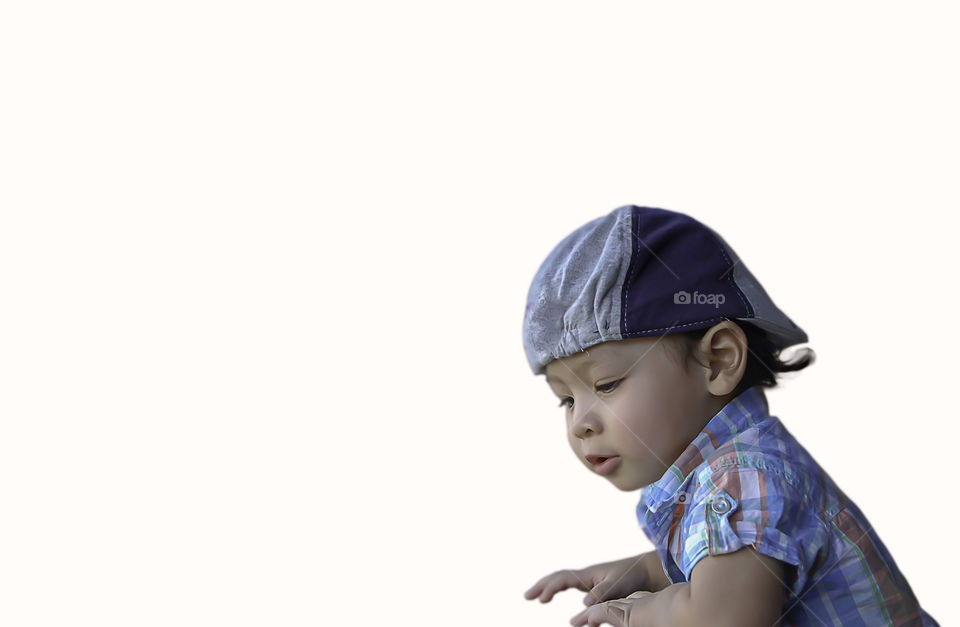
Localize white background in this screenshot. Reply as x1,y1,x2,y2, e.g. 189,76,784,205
1,2,956,625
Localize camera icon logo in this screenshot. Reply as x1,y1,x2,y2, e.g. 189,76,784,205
667,488,693,506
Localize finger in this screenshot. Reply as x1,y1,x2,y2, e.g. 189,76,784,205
590,602,626,627
583,579,610,605
538,569,588,603
571,601,625,627
524,571,562,600
537,574,575,602
523,570,571,603
523,583,542,600
569,606,589,627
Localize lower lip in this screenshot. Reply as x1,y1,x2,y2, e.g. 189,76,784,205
593,456,621,476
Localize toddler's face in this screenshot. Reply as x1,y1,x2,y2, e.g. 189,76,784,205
544,335,730,491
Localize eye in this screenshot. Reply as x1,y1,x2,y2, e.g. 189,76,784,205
596,379,622,393
557,379,621,410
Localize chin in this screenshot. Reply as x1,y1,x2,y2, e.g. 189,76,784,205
609,475,643,492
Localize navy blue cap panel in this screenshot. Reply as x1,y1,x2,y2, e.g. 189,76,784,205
620,206,755,337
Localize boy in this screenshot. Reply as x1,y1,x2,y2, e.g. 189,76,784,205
521,206,937,626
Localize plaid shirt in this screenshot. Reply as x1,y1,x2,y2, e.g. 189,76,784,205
636,385,938,626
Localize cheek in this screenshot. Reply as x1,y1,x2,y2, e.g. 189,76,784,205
629,375,690,420
608,396,682,455
616,418,670,459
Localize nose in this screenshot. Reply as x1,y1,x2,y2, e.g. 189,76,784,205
569,401,603,439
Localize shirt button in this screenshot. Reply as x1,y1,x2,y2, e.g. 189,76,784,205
711,495,731,515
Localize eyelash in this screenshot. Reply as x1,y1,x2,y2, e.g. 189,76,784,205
558,379,622,409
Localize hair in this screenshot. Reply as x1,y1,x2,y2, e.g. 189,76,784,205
668,320,815,397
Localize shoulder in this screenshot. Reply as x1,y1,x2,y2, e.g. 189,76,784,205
677,460,823,595
696,415,809,492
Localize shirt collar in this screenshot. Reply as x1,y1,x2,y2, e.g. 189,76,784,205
641,385,770,514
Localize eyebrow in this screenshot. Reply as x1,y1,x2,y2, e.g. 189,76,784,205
544,358,601,385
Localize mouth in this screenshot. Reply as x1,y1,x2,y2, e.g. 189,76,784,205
586,454,612,465
586,454,621,476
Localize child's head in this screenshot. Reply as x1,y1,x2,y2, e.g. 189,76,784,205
523,205,814,490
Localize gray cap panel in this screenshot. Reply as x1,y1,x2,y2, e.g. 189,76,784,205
710,231,809,347
522,210,632,375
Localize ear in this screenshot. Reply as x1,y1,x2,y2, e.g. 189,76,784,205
695,321,748,396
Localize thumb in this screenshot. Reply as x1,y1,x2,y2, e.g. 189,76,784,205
583,581,608,606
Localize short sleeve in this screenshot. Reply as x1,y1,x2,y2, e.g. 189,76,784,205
677,464,808,592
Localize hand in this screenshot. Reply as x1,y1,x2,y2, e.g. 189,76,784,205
568,590,655,627
523,552,652,607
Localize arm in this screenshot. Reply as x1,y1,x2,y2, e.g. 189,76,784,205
670,466,792,626
685,545,786,627
572,545,786,627
640,545,786,627
525,550,663,606
575,467,798,626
